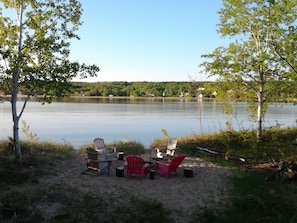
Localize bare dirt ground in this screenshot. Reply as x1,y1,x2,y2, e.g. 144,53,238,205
38,151,232,223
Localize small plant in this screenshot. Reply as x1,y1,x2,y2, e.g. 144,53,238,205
161,128,170,140
150,129,171,148
21,120,39,143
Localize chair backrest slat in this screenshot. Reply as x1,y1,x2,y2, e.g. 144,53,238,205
126,156,145,173
167,138,177,150
94,138,105,150
168,155,186,171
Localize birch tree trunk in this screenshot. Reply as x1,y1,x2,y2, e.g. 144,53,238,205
256,70,265,139
12,0,24,164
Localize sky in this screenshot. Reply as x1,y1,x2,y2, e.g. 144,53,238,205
69,0,229,82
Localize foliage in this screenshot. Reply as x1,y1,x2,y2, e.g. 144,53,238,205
0,0,99,163
69,80,297,101
191,170,297,223
177,127,297,163
150,128,171,148
72,81,217,98
0,139,75,185
0,0,99,101
79,140,146,155
200,0,297,139
21,120,39,143
111,140,146,155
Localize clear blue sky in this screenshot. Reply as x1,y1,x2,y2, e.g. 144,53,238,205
70,0,229,82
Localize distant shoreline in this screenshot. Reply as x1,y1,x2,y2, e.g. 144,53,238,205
69,95,211,100
3,95,295,103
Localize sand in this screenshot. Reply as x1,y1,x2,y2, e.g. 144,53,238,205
37,151,232,222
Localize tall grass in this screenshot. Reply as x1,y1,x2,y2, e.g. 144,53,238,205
0,139,75,185
177,127,297,162
79,140,146,155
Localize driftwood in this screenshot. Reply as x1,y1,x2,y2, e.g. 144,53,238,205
196,146,246,163
197,146,297,181
196,146,219,155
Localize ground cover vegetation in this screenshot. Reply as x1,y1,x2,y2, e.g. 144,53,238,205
1,126,297,222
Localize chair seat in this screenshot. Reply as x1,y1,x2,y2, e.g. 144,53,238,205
155,155,186,178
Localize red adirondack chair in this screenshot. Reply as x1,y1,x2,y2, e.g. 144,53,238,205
125,156,150,179
155,155,186,178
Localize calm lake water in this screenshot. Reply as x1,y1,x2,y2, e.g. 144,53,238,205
0,98,296,148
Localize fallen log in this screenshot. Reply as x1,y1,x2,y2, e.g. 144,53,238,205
196,146,246,163
196,146,219,155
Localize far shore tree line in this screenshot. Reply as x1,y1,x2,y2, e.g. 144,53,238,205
66,81,297,101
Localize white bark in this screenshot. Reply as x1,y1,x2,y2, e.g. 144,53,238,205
12,0,24,164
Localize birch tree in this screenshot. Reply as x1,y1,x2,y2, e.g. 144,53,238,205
200,0,297,139
0,0,99,163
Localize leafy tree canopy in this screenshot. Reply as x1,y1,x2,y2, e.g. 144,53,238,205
0,0,99,163
199,0,297,138
0,0,99,102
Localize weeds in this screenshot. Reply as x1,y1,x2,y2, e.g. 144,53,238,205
79,140,146,155
112,140,146,155
21,120,39,143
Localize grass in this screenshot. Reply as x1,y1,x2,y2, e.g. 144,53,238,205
79,140,146,156
1,127,297,222
192,170,297,223
175,127,297,162
1,181,172,223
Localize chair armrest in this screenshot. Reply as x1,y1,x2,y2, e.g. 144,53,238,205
89,159,112,163
105,146,117,153
154,146,167,153
156,161,169,168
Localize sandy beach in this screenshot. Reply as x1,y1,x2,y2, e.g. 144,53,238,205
37,151,232,222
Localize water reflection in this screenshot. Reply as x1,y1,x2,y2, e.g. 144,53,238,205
0,98,296,148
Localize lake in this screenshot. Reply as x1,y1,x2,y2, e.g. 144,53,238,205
0,98,296,148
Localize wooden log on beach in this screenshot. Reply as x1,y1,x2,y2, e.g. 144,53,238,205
196,146,246,163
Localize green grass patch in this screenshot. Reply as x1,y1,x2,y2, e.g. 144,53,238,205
177,127,297,163
1,182,170,223
190,170,297,223
0,140,75,185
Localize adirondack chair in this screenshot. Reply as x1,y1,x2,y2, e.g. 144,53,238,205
93,138,117,155
85,147,114,175
125,156,150,179
151,138,178,161
155,155,186,178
